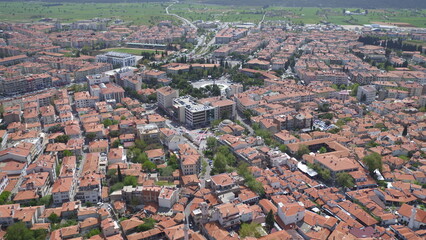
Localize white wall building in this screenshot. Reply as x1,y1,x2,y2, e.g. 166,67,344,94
158,188,179,209
277,202,305,226
96,52,136,67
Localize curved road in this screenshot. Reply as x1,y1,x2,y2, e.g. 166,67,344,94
165,2,197,30
165,2,206,56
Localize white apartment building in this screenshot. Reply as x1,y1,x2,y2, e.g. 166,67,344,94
357,85,376,104
74,91,99,108
277,202,305,225
173,96,216,128
96,52,136,67
157,86,179,110
52,177,75,205
86,74,110,86
158,188,179,209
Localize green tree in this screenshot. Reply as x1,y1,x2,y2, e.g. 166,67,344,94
109,130,119,138
48,213,60,224
336,172,355,189
320,168,331,181
85,228,101,238
279,144,288,153
210,119,222,128
350,83,359,97
103,119,113,127
138,153,149,164
142,161,156,172
107,169,118,184
318,103,330,112
110,182,125,193
297,144,310,158
112,139,120,148
137,218,156,232
206,136,218,152
63,150,73,157
243,109,252,119
117,165,123,182
201,160,208,175
55,135,70,143
247,180,265,195
402,125,408,136
86,132,97,141
363,152,383,173
239,223,261,238
5,222,34,240
266,210,275,232
123,175,138,187
0,191,11,204
38,195,52,206
212,153,227,175
159,166,174,176
134,139,147,151
48,125,64,133
147,93,157,102
81,45,91,55
33,229,47,240
319,146,327,154
168,154,179,169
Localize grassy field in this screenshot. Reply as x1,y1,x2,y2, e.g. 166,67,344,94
155,181,175,186
101,48,164,55
169,3,265,23
171,4,426,27
0,1,174,25
0,1,425,28
265,8,426,27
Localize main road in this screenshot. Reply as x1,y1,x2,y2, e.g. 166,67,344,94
165,2,197,30
165,2,207,57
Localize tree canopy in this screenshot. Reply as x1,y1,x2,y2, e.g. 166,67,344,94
336,172,355,189
363,152,383,173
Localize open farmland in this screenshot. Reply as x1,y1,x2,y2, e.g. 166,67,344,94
0,1,174,25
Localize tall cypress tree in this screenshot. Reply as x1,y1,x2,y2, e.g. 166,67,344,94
117,165,123,182
266,210,275,232
402,125,408,137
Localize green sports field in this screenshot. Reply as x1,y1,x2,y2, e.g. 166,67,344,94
101,48,164,55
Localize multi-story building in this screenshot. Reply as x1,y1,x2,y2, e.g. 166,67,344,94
181,154,200,176
277,202,305,225
96,52,136,68
211,99,236,120
137,124,160,144
0,74,52,96
52,177,75,205
0,130,8,150
141,69,167,83
74,91,99,108
357,85,376,104
0,173,9,195
86,74,110,86
90,83,125,104
157,86,179,111
75,174,101,204
158,188,179,209
173,96,216,128
40,105,56,125
215,28,248,44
